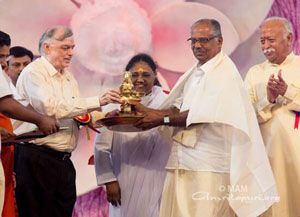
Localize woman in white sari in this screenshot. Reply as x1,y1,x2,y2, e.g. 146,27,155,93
94,54,171,217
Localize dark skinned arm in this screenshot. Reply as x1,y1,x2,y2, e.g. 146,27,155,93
130,101,189,130
105,181,121,207
0,95,59,135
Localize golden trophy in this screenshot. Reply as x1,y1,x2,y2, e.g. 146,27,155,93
99,71,145,132
119,71,143,115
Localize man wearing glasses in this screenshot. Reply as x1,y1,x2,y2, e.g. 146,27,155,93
131,19,278,217
15,25,121,217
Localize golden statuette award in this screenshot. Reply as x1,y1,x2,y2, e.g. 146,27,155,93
100,71,145,132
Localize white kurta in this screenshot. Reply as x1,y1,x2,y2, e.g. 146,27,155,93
245,52,300,217
94,86,171,217
158,51,278,217
0,67,12,214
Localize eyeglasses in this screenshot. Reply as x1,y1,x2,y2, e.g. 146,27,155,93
187,35,220,44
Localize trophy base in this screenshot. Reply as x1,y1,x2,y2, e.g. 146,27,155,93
98,115,143,132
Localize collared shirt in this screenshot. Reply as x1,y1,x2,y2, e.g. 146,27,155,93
16,56,100,152
166,52,233,173
9,82,36,135
10,82,28,106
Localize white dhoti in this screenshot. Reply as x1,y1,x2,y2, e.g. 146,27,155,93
159,170,235,217
245,53,300,217
159,51,278,217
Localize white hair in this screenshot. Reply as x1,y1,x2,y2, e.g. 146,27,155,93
262,16,293,37
38,25,73,56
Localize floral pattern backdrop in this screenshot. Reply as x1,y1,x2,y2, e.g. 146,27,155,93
1,0,300,216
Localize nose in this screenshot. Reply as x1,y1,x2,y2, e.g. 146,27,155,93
68,47,74,57
19,64,26,72
193,41,205,51
263,40,271,49
137,74,144,82
194,41,203,48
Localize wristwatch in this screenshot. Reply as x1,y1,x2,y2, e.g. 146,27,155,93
163,115,170,125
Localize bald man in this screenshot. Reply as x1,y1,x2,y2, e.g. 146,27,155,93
132,19,277,217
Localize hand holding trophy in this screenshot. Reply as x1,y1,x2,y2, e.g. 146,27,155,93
100,70,145,131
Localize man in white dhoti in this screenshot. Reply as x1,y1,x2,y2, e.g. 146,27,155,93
94,54,172,217
245,17,300,217
131,19,278,217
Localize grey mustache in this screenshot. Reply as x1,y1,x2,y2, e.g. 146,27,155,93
194,49,206,52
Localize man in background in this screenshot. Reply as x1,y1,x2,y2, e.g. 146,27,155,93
6,46,35,134
7,46,33,87
245,16,300,217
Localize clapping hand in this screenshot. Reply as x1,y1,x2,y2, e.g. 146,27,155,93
267,70,288,103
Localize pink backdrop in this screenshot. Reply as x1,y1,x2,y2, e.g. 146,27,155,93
0,0,299,216
73,0,300,216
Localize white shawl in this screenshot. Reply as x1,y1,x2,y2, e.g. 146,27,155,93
159,51,278,217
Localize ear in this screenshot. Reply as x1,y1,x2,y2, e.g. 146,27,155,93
217,36,223,46
43,42,51,55
287,32,293,46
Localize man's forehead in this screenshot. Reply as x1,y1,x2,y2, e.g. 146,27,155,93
260,26,282,38
191,24,212,35
261,20,284,33
53,36,74,45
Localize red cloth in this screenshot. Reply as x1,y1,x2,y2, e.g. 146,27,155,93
0,113,17,217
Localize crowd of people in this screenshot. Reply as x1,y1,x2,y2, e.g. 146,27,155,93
0,16,299,217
